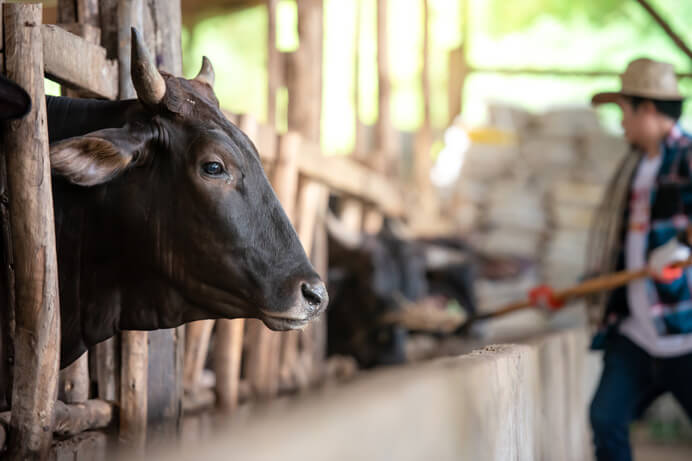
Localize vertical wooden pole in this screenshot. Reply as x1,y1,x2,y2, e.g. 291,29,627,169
58,0,98,401
448,0,469,124
3,4,60,459
143,0,184,445
374,0,396,175
114,0,148,453
213,114,259,409
353,0,366,158
183,320,213,394
59,352,89,403
286,0,322,144
266,0,279,127
213,319,244,411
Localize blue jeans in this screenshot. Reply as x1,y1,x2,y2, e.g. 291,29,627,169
590,334,692,461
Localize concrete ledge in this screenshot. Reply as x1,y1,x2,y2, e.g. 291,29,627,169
149,328,592,461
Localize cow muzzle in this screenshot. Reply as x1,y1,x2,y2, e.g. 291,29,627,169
260,277,329,330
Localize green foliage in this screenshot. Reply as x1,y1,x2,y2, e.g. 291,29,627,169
486,0,628,36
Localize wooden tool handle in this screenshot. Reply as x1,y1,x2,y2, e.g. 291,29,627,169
475,258,692,321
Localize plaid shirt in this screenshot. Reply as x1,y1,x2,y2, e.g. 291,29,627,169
595,125,692,347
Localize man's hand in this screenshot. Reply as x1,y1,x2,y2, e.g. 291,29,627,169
528,284,564,312
649,237,691,283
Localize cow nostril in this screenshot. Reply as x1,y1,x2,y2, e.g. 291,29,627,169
301,282,325,308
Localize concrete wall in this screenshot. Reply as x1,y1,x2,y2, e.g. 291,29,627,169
145,327,595,461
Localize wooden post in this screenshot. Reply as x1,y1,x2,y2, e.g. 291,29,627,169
213,319,244,411
183,320,214,393
448,0,469,124
353,0,367,158
244,133,300,399
286,0,323,144
59,352,90,403
143,0,184,445
120,331,147,452
2,4,61,459
374,0,397,175
111,0,148,453
267,0,279,126
93,338,119,401
213,113,260,409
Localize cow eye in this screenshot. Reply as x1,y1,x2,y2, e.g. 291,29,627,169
202,161,224,176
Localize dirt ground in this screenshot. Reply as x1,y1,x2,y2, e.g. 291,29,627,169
632,425,692,461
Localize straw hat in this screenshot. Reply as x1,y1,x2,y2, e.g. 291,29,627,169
592,58,684,106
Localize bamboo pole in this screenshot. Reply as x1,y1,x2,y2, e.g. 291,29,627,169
2,4,61,459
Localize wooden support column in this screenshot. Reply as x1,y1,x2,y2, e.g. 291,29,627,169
59,352,89,404
374,0,397,175
2,4,61,459
448,0,469,124
213,114,258,409
183,320,214,394
353,0,366,158
267,0,279,126
143,0,184,445
111,0,148,453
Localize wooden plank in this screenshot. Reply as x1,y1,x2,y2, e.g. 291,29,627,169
42,24,118,99
3,4,61,459
59,352,90,404
120,330,147,453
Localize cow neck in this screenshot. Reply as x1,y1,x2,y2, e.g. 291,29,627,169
46,96,142,142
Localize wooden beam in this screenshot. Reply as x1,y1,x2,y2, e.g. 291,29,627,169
42,24,118,99
413,0,432,195
635,0,692,62
470,65,692,79
3,4,61,459
266,0,279,126
374,0,397,174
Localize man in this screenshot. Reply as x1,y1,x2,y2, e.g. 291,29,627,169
582,58,692,461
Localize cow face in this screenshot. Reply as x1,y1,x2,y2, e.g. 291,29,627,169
48,29,327,333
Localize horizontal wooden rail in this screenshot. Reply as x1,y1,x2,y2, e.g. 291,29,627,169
229,113,404,217
42,24,118,99
471,65,692,79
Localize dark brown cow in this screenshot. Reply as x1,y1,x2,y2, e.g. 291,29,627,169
35,29,328,368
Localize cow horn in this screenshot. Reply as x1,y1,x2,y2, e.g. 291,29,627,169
194,56,215,87
130,28,166,106
325,211,364,250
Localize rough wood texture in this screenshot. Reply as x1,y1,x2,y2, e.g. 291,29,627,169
52,399,113,437
214,319,244,410
52,431,107,461
143,2,184,444
120,330,147,452
286,0,322,143
183,320,214,393
76,0,99,27
93,337,119,402
59,352,89,404
42,24,118,99
116,0,143,99
3,4,61,460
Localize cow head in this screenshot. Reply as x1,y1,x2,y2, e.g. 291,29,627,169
49,29,327,344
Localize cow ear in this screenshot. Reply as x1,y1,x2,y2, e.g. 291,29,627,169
50,125,154,186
